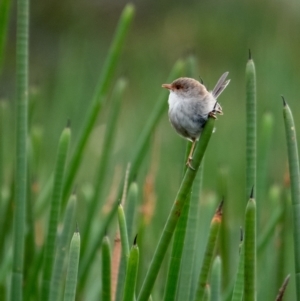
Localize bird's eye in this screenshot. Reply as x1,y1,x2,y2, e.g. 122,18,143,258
175,84,182,89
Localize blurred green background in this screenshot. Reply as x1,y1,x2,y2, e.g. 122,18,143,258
2,0,300,299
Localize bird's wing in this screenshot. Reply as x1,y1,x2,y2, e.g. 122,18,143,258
212,72,230,99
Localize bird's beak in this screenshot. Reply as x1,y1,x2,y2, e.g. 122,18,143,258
162,83,172,90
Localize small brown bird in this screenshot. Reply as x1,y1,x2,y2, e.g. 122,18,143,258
162,72,230,169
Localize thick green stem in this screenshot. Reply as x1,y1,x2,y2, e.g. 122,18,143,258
11,0,29,298
246,55,256,201
244,197,256,301
137,117,215,301
283,100,300,299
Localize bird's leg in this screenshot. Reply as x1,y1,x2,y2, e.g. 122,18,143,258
186,140,196,170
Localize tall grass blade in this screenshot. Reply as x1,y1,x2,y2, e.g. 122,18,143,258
194,202,223,301
283,98,300,299
42,125,71,301
122,239,139,301
10,0,29,297
49,194,77,301
137,117,215,301
63,230,80,301
102,236,112,301
245,51,256,201
244,192,256,301
62,5,135,205
231,231,245,301
0,0,12,72
210,256,221,301
81,78,127,253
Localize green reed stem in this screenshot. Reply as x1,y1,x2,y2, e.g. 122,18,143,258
42,126,71,301
62,4,135,206
231,234,245,301
178,163,203,301
137,117,215,301
63,231,80,301
118,203,130,261
211,256,221,301
102,236,112,301
194,202,223,301
0,0,11,72
10,0,29,297
163,194,190,301
246,53,256,201
81,79,127,253
125,182,138,242
283,99,300,299
244,194,256,301
49,194,77,301
122,241,139,301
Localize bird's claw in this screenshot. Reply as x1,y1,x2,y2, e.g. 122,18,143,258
209,110,218,119
186,157,195,171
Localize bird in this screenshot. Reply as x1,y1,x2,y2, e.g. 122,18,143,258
162,72,230,169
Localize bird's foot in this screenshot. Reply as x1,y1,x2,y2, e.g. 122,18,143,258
209,110,218,119
186,157,195,171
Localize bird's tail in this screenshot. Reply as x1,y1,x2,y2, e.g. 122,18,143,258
212,72,230,99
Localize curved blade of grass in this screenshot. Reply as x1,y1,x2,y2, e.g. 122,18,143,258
10,0,29,297
163,194,190,301
246,51,256,201
244,192,256,301
63,230,80,301
137,117,215,301
41,125,71,301
0,0,11,72
163,143,192,301
125,182,138,242
178,163,204,301
62,5,135,206
194,202,223,301
211,256,221,301
231,232,245,301
122,240,139,301
115,204,130,301
81,78,127,253
49,194,77,301
283,99,300,299
102,236,112,301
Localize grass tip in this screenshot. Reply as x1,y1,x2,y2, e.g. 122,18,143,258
133,234,138,245
124,3,135,16
216,199,224,215
281,95,287,107
275,274,291,301
240,227,244,242
248,49,252,60
250,185,254,199
76,221,79,233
